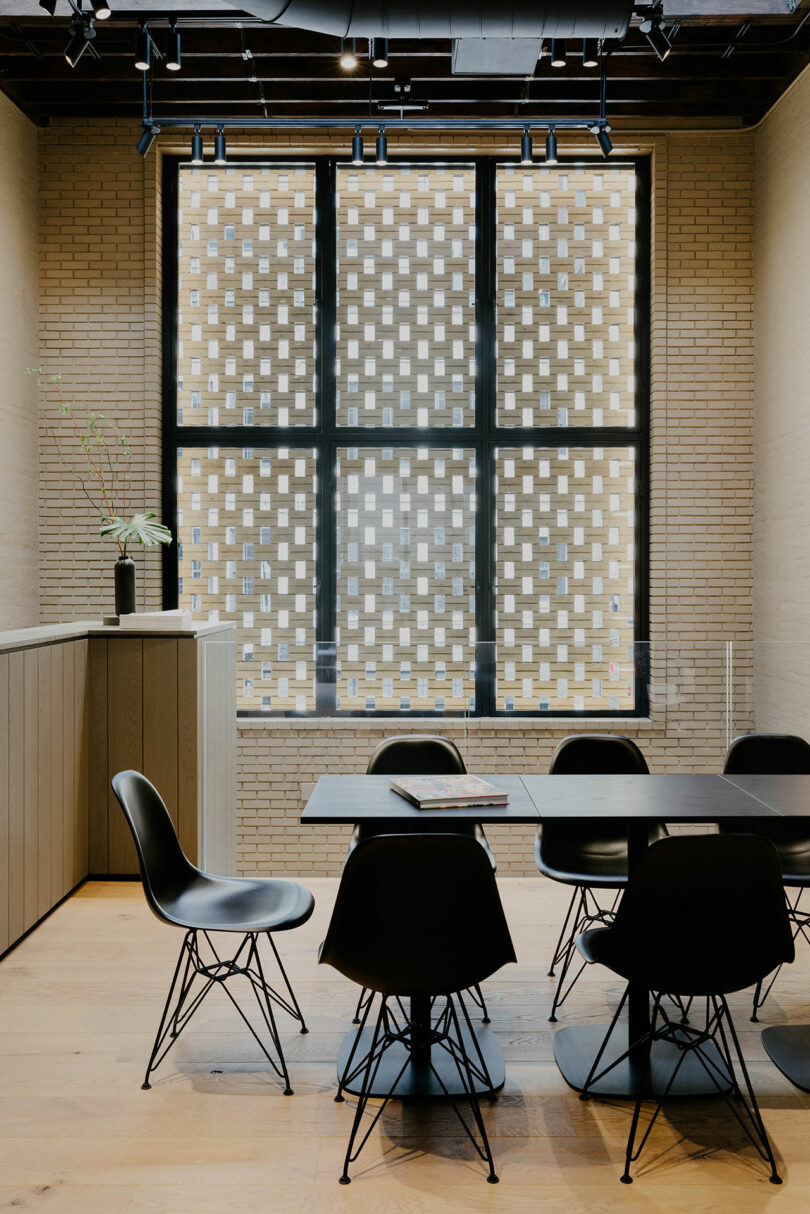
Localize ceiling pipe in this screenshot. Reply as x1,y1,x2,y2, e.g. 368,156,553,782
233,1,633,39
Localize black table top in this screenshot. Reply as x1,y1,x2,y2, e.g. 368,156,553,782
720,774,810,817
302,774,539,824
521,774,784,822
301,772,801,826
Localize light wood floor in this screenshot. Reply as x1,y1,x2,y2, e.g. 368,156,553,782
2,877,810,1213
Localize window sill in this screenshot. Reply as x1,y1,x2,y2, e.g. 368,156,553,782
237,715,656,731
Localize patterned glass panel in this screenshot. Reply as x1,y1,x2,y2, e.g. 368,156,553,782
177,446,317,711
336,166,476,428
496,165,637,428
496,446,636,711
336,447,476,711
177,165,316,427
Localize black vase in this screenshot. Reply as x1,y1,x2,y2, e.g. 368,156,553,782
114,556,136,617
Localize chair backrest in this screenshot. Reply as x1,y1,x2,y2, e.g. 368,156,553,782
366,734,466,775
111,770,198,922
724,733,810,774
319,833,516,996
605,834,794,995
550,734,649,775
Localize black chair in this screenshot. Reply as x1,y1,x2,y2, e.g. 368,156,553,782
536,734,663,1021
319,833,517,1185
112,769,314,1094
719,732,810,1019
575,834,793,1185
350,734,495,1025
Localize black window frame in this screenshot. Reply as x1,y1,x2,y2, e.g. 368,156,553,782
162,153,650,719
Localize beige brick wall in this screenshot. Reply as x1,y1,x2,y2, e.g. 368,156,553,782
753,65,810,738
33,122,755,874
0,93,39,629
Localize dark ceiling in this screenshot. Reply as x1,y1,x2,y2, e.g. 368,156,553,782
1,4,809,127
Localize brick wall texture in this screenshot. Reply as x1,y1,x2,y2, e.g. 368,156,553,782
29,123,756,874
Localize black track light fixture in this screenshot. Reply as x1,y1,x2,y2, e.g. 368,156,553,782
520,126,533,166
214,126,227,165
582,39,599,68
590,122,613,157
166,21,181,72
135,23,150,71
64,17,96,69
550,39,567,68
375,126,388,166
89,0,112,18
190,125,203,165
370,37,388,69
339,38,358,70
137,123,160,158
351,126,364,165
545,127,558,166
639,6,672,62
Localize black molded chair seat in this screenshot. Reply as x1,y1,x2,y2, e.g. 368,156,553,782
112,769,314,1095
536,734,659,1021
154,873,315,934
320,833,516,1184
575,834,793,1185
718,733,810,1016
535,823,663,888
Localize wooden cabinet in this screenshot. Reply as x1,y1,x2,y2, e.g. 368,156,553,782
0,621,236,956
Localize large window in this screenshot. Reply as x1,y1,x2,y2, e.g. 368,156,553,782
165,157,649,716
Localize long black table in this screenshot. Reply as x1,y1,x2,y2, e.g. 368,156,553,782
302,772,807,1098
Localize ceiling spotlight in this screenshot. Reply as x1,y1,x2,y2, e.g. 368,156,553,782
545,127,558,166
64,18,96,69
595,127,613,157
214,126,227,165
582,39,599,68
550,39,566,68
135,24,150,71
520,126,533,166
375,126,388,166
166,21,181,71
137,123,159,157
351,126,364,166
339,38,358,70
639,11,672,62
190,125,203,165
370,37,388,69
89,1,112,18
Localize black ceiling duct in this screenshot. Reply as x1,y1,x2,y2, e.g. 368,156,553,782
234,1,633,39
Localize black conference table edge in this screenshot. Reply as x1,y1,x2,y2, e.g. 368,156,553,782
302,772,810,1099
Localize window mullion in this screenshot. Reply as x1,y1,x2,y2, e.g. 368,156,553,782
474,157,497,717
316,157,337,711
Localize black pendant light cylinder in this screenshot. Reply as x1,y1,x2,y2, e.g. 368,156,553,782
375,127,388,165
550,39,566,67
520,127,532,166
545,128,558,165
370,37,388,68
582,39,598,67
214,126,227,165
596,127,613,157
351,127,364,165
167,25,182,71
135,25,150,71
191,125,203,165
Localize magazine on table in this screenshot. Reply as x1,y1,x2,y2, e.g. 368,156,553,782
389,774,509,810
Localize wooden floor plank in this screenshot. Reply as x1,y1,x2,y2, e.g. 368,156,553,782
2,876,810,1210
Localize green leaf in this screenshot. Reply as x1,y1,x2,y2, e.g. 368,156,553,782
99,512,173,551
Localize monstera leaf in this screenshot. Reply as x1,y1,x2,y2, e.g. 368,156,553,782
100,512,173,555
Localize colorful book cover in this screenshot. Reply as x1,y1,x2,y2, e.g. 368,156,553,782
389,774,508,809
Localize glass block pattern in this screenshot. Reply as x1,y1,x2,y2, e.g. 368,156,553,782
496,446,636,711
176,446,317,711
336,166,476,428
336,447,476,711
177,165,316,427
497,166,637,428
